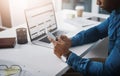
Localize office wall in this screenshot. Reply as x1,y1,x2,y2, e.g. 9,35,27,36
0,0,61,27
0,0,12,28
9,0,27,27
0,16,2,27
53,0,62,12
62,0,76,9
62,0,92,12
9,0,59,27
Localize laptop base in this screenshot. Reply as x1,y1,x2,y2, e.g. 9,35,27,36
32,40,54,49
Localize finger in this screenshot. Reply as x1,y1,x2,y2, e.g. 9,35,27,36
60,35,67,38
56,36,59,41
56,35,65,42
57,36,61,41
47,36,52,42
60,35,68,41
57,37,64,43
59,35,65,39
54,50,61,59
48,36,57,45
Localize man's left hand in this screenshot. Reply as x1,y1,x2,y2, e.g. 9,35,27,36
48,35,71,59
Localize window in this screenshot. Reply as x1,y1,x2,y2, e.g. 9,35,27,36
62,0,109,14
62,0,92,12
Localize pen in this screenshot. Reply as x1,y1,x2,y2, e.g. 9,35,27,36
82,24,94,27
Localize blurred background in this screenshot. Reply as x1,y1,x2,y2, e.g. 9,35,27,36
0,0,109,60
0,0,108,29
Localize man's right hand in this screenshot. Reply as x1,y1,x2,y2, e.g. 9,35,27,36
48,35,72,58
58,35,72,49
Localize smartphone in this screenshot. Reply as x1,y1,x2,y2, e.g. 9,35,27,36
87,16,105,22
45,28,56,41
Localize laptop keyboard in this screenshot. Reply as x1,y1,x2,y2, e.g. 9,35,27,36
53,30,68,36
39,37,50,43
39,30,67,44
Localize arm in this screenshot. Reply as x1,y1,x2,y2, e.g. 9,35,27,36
71,18,109,47
67,37,120,76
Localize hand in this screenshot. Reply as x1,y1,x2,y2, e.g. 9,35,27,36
48,35,72,58
59,35,72,48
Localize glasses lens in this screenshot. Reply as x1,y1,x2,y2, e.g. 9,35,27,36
0,65,34,76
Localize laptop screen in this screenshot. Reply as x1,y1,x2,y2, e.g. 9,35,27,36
25,2,57,41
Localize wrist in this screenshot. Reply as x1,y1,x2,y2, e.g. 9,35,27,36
61,51,71,62
63,51,71,59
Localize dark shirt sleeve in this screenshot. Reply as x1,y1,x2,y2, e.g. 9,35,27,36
67,37,120,76
67,18,120,76
87,38,120,76
71,18,109,47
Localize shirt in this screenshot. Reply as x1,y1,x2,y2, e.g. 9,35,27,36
67,9,120,76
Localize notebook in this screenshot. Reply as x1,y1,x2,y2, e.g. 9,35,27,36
0,37,16,48
0,28,5,31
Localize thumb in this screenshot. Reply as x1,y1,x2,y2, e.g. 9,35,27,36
48,36,57,46
60,35,68,41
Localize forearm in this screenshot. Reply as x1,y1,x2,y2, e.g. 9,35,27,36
71,19,109,47
71,27,100,46
66,48,120,76
66,53,105,76
66,53,90,75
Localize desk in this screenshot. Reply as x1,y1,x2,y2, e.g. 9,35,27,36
0,10,108,76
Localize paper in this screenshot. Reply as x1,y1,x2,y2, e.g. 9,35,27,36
65,18,98,28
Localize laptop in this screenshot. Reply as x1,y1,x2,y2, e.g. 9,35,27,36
25,2,67,48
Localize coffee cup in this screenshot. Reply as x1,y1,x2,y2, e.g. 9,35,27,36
75,6,84,17
16,28,28,44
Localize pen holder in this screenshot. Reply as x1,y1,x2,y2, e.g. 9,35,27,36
16,28,28,44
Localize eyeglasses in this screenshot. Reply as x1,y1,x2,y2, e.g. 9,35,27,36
0,65,22,76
